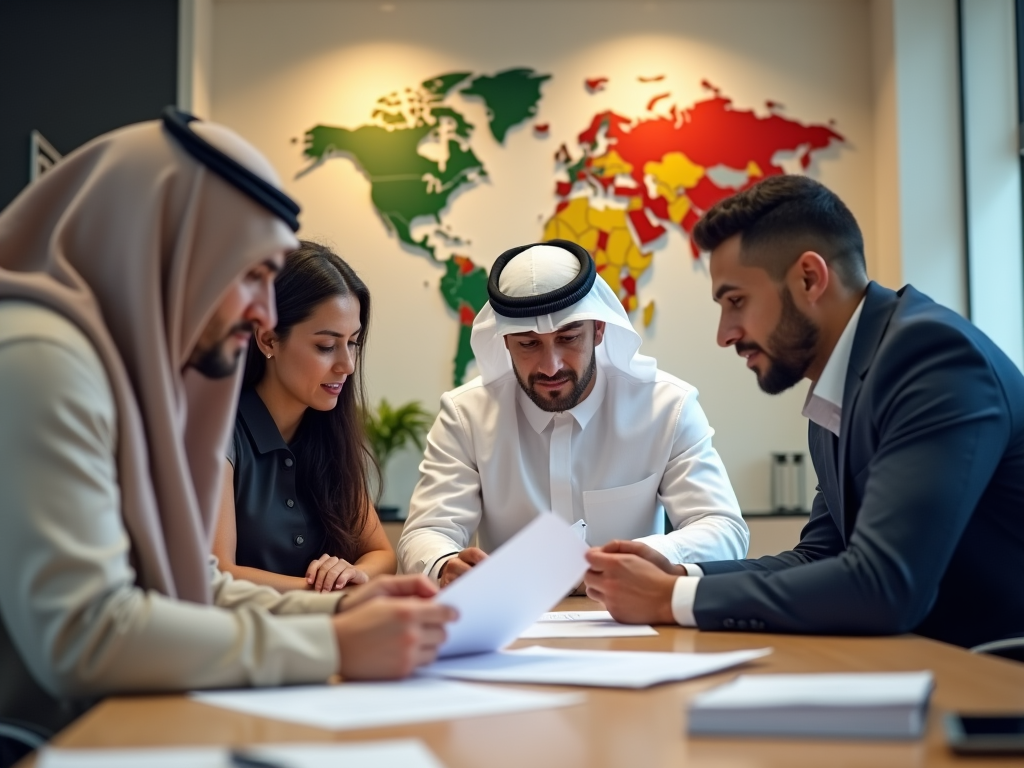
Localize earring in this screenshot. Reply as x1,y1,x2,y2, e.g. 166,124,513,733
265,353,272,359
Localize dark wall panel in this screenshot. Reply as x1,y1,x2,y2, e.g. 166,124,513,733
0,0,178,209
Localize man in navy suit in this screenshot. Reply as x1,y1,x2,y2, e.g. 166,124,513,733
584,174,1024,648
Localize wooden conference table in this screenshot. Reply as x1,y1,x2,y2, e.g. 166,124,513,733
19,597,1024,768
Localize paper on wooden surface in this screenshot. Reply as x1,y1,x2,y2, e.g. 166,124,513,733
519,610,658,638
435,513,589,657
190,678,582,730
38,740,445,768
420,646,772,688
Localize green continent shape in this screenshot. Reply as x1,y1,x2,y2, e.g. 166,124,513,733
422,71,473,98
439,257,489,385
430,106,473,138
460,68,551,143
304,124,484,260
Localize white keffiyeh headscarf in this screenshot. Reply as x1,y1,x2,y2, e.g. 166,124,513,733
470,241,656,384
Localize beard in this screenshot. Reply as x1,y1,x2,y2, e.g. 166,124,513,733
738,287,819,395
190,322,252,379
515,347,598,413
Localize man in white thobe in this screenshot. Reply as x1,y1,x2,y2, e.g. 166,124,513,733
398,240,748,585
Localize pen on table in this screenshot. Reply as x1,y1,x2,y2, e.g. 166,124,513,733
229,749,289,768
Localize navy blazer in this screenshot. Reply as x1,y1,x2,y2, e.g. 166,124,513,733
693,282,1024,648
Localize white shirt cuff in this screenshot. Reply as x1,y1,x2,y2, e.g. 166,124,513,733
682,563,704,578
428,553,460,581
670,575,702,627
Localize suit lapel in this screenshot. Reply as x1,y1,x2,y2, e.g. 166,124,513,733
836,282,900,539
818,427,844,540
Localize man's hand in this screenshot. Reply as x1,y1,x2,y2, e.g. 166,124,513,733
339,574,439,612
584,549,678,625
332,597,457,679
599,540,689,576
306,555,369,593
438,547,487,587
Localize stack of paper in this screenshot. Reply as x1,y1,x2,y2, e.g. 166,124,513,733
38,740,444,768
421,646,771,688
192,678,582,730
519,611,658,639
687,671,935,739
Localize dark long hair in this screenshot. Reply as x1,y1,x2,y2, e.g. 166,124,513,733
243,241,378,562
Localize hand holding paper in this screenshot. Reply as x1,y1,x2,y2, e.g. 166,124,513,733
435,513,589,657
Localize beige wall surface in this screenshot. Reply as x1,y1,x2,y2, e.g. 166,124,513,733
208,0,877,512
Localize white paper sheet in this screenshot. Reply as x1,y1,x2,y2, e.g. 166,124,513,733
38,740,445,768
420,646,772,688
191,678,582,730
435,513,589,657
519,611,658,638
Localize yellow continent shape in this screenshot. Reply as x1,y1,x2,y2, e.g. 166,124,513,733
644,152,705,200
590,149,633,179
542,197,656,310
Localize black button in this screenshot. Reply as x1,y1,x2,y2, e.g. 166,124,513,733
735,619,749,630
284,457,294,468
286,499,295,507
294,535,305,546
723,618,736,629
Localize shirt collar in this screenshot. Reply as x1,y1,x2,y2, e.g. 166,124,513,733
238,388,289,454
517,364,608,434
802,296,866,435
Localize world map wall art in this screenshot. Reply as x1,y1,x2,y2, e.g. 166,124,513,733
299,69,845,385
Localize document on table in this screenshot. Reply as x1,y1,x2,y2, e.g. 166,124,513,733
435,512,589,657
519,611,658,638
191,678,582,730
687,671,935,739
38,740,445,768
420,646,772,688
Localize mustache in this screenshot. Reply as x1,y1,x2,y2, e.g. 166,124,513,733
229,321,256,337
530,370,575,384
734,341,766,356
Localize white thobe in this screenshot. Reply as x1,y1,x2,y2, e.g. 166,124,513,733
398,365,749,579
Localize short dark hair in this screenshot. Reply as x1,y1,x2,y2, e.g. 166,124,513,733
692,175,867,288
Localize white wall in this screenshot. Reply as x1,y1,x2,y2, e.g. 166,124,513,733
177,0,213,116
206,0,876,514
889,0,968,316
962,0,1024,371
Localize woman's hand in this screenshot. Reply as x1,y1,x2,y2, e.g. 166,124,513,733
306,554,370,592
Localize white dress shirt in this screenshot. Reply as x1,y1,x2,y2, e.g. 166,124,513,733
398,365,749,579
669,297,867,626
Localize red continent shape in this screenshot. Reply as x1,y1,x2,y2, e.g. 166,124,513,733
629,209,667,245
459,304,476,325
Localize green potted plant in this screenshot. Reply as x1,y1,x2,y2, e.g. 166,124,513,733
363,399,433,521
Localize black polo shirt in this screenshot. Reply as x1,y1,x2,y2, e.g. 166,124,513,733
227,388,327,576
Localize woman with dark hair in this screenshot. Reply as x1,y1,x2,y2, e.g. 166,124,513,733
213,241,396,592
